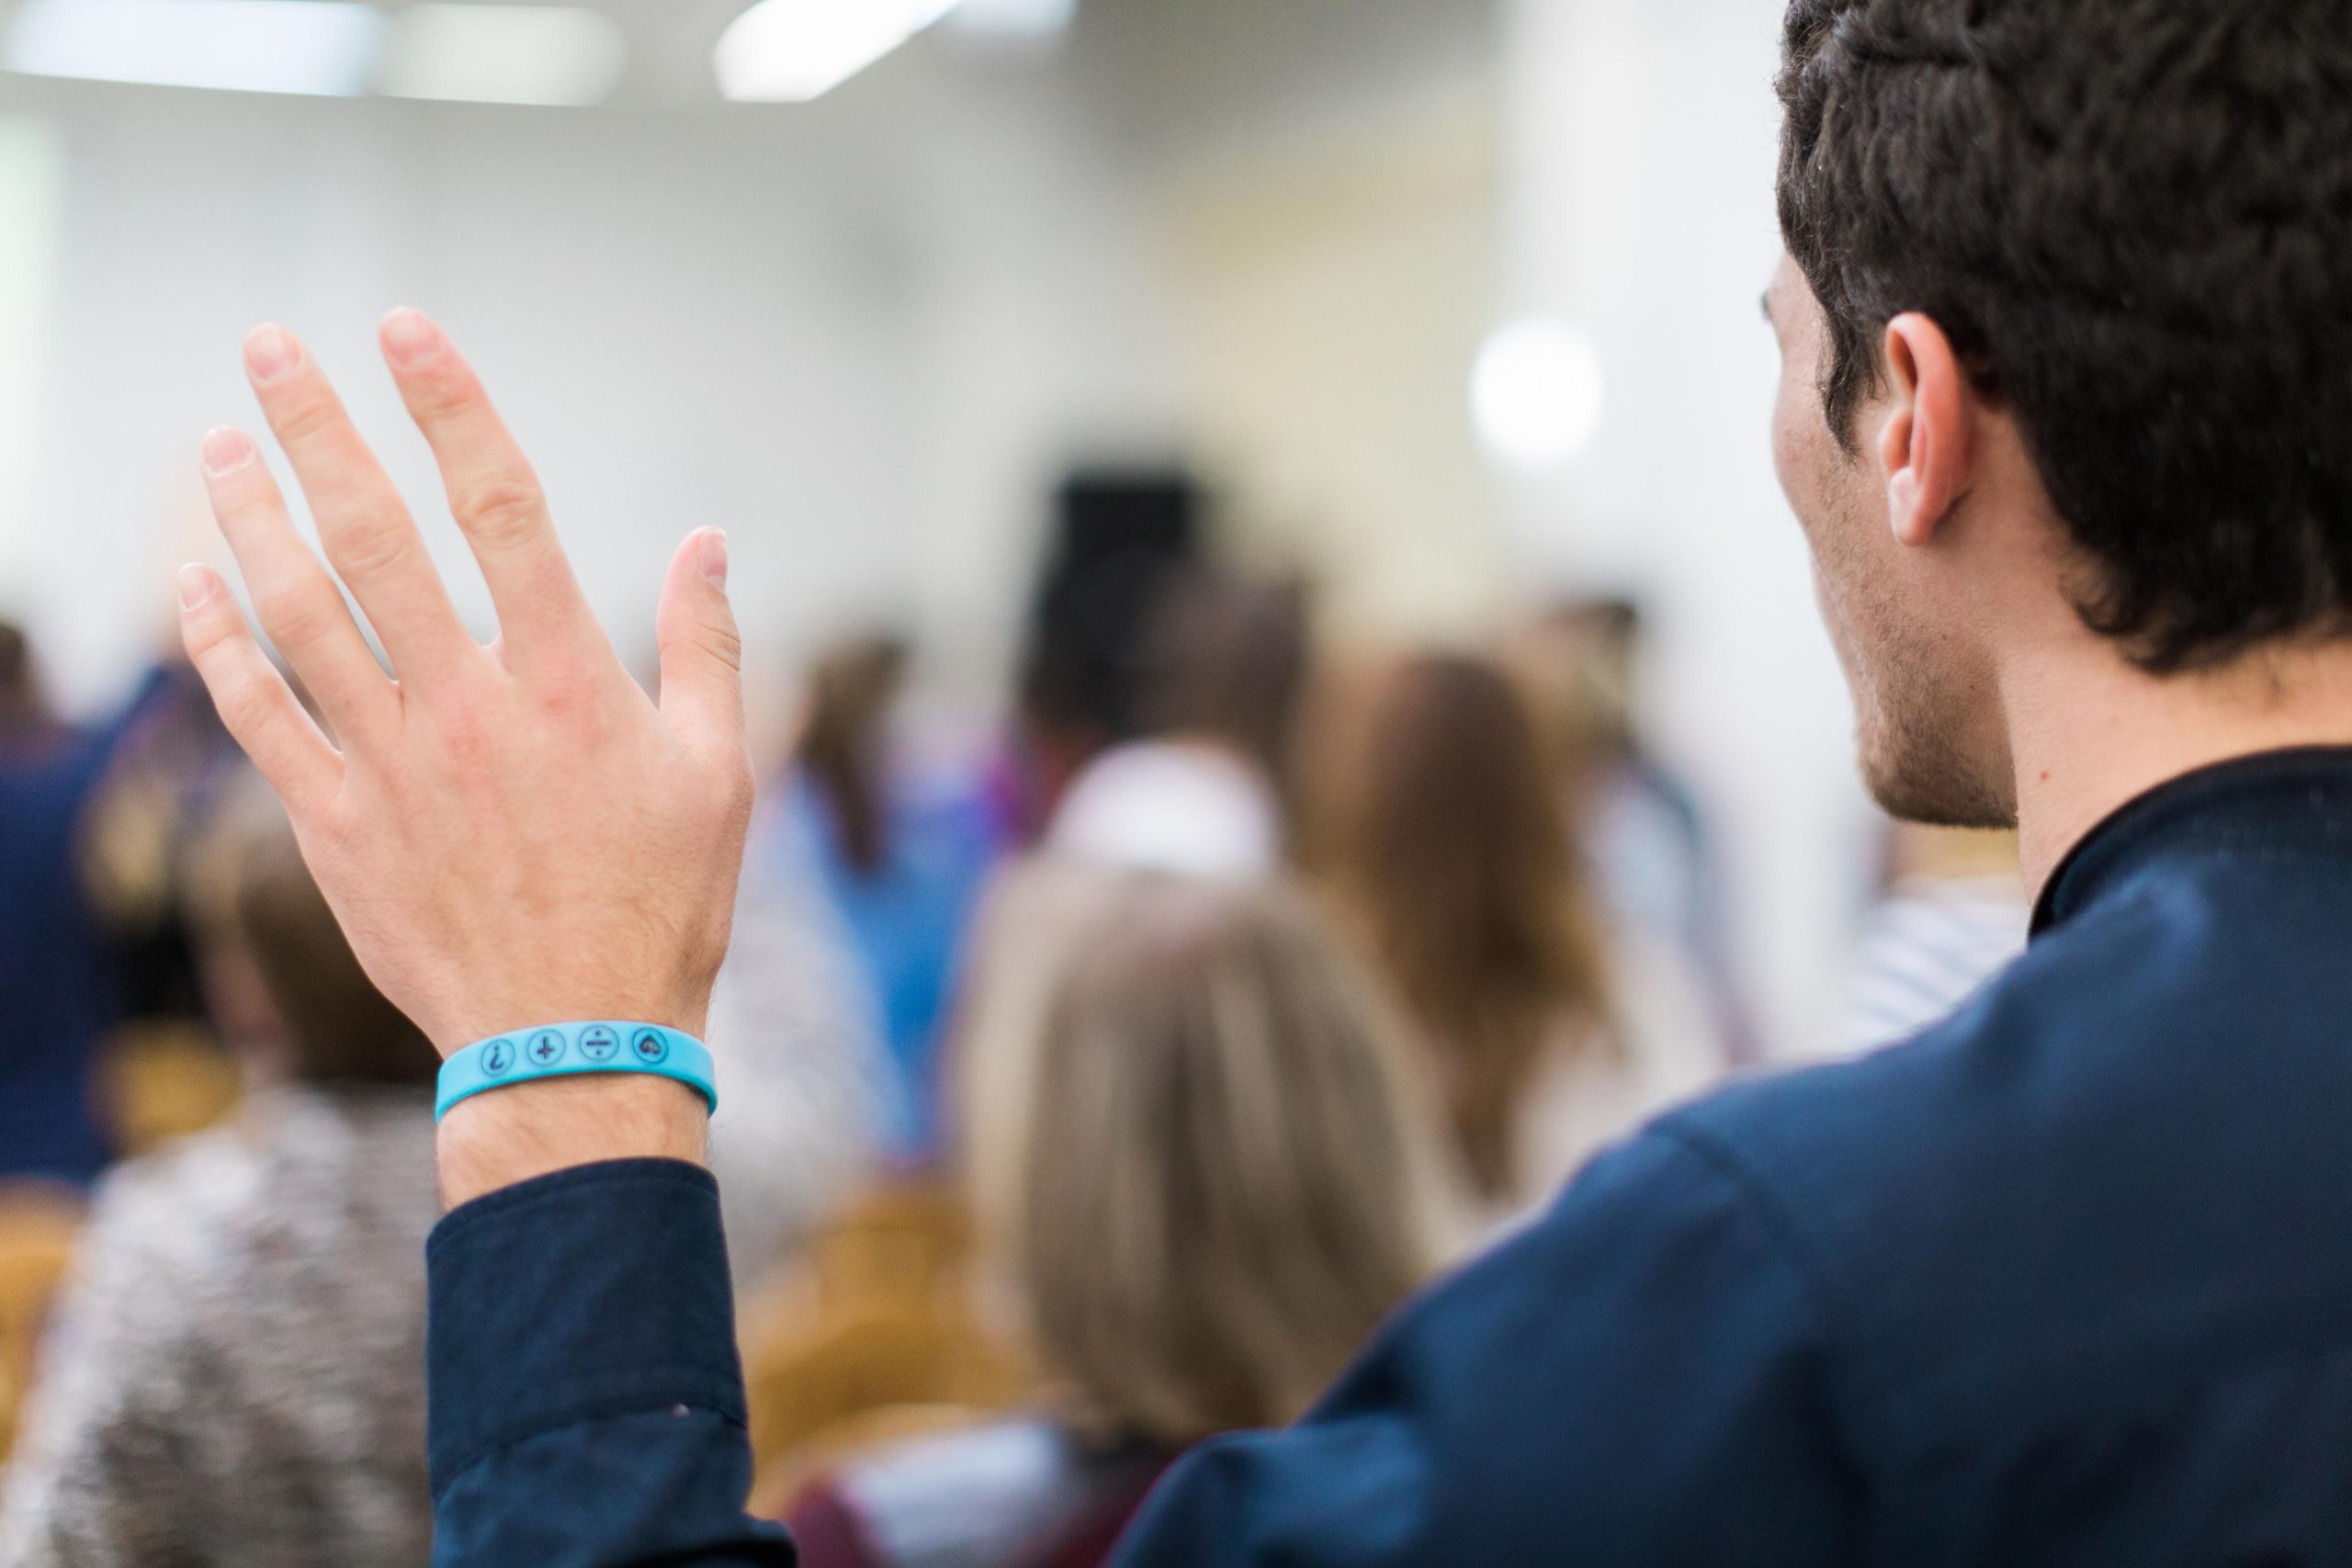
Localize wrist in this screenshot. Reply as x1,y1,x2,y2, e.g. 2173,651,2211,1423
436,1074,709,1210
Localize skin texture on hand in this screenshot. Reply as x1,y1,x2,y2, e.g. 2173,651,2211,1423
176,310,753,1206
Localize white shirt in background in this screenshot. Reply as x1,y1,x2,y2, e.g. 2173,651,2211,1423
1046,741,1279,884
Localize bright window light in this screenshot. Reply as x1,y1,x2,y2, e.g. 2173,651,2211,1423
7,0,385,97
946,0,1075,36
715,0,962,103
379,5,626,107
1472,316,1607,472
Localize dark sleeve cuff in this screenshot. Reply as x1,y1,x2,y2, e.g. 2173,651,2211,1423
426,1158,753,1500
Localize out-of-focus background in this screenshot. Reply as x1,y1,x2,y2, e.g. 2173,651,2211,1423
0,5,2036,1561
0,0,1872,1050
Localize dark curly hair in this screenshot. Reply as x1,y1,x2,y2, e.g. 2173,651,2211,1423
1779,0,2352,671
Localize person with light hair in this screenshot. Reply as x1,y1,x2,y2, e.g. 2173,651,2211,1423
780,870,1453,1568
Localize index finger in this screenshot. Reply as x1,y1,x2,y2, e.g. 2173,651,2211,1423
379,309,601,675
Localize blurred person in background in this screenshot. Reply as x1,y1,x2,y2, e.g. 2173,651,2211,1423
1509,600,1758,1065
1296,651,1722,1232
0,624,190,1185
1011,472,1204,840
0,779,438,1567
781,872,1451,1568
78,661,249,1159
772,634,1001,1167
1835,823,2028,1058
705,791,895,1283
1046,571,1306,883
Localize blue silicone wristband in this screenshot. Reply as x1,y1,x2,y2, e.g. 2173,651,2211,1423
435,1022,718,1122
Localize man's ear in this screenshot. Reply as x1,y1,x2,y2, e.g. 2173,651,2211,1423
1877,312,1972,548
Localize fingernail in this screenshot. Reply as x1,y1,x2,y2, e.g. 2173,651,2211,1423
243,324,300,386
201,426,254,477
177,564,215,610
698,528,729,588
381,307,442,369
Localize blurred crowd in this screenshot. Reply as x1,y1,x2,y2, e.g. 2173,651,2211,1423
0,468,2019,1568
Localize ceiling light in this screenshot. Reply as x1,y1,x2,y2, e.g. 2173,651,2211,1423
1472,317,1607,472
946,0,1074,36
379,5,626,107
715,0,962,104
7,0,385,96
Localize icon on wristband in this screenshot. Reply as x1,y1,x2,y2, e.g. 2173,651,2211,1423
437,1023,715,1122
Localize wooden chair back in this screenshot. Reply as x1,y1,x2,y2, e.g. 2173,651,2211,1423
0,1188,82,1463
741,1181,1037,1500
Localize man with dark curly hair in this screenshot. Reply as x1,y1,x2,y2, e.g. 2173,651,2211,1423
165,2,2352,1564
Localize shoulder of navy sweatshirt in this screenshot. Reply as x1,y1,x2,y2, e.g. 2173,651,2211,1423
425,748,2352,1566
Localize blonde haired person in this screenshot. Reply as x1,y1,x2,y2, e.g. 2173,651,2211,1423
1295,651,1723,1234
779,870,1452,1568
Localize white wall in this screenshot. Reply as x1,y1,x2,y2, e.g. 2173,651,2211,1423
1156,73,1508,642
0,41,1177,716
1496,0,1876,1054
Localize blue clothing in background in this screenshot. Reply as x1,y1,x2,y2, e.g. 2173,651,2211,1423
427,748,2352,1563
780,766,1001,1162
0,668,180,1185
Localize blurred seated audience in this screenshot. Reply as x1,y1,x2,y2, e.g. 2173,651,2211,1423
740,1182,1035,1506
1509,600,1758,1064
1836,823,2029,1058
0,1190,81,1469
1296,650,1723,1233
0,625,190,1185
707,785,897,1284
779,871,1451,1568
0,780,436,1567
1046,572,1306,883
78,650,245,1145
774,635,1002,1168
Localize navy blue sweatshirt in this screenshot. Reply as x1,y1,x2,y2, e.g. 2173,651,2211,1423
425,749,2352,1565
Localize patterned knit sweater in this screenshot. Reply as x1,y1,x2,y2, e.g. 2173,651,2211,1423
0,1088,439,1568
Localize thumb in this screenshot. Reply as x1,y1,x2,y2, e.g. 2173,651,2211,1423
657,527,745,762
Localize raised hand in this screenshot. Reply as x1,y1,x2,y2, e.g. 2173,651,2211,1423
177,310,754,1201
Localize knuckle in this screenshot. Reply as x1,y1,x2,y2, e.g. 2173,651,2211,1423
329,508,416,580
704,615,744,672
254,581,343,652
657,607,741,671
218,677,283,741
271,391,341,447
180,599,235,660
432,677,502,757
413,367,474,421
529,666,594,724
457,476,546,547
